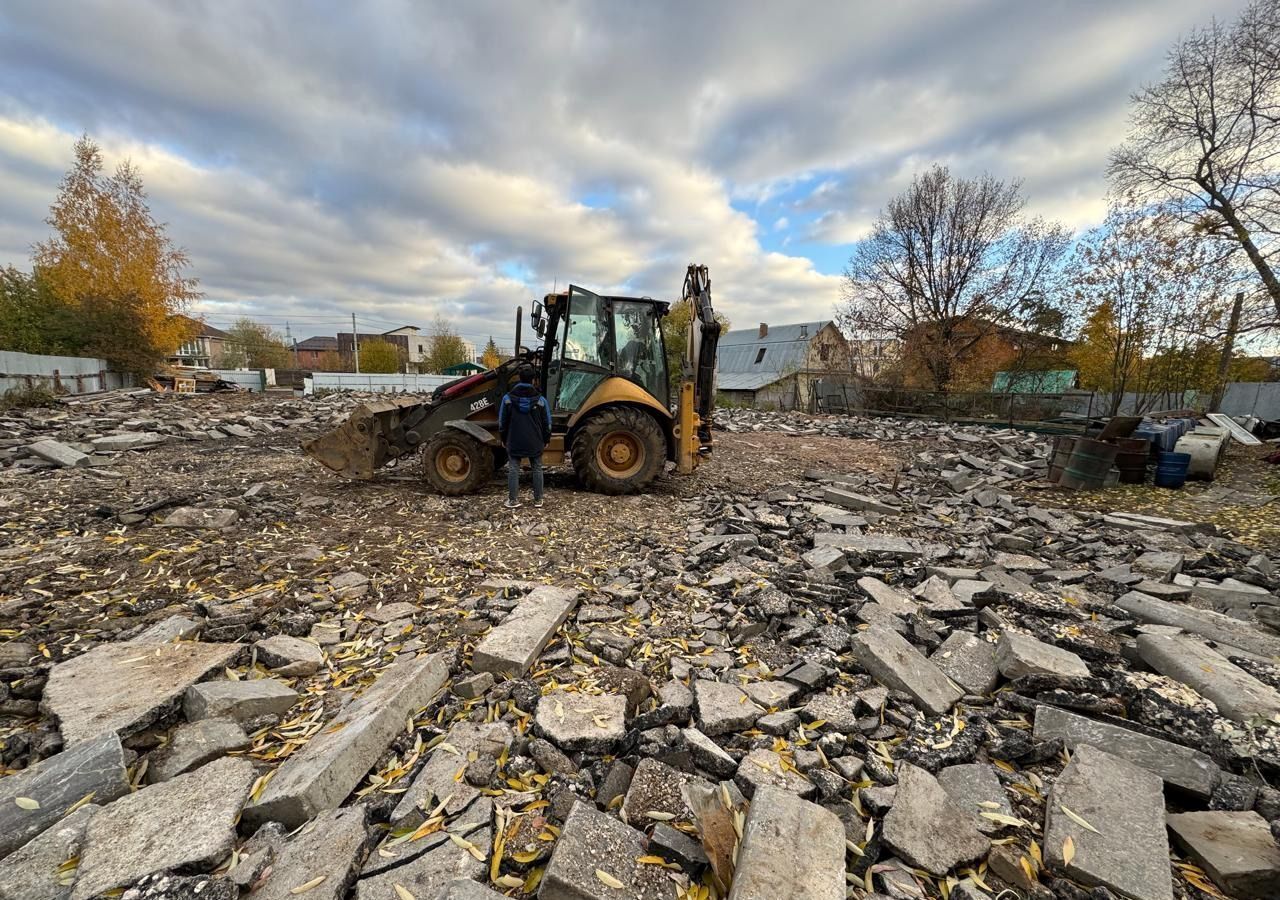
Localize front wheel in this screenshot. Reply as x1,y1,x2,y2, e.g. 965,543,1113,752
571,407,666,495
421,430,493,495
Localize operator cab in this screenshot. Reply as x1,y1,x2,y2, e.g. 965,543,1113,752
532,286,669,424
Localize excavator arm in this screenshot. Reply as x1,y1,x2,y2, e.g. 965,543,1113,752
676,264,721,473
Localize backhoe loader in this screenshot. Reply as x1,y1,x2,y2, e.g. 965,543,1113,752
303,264,721,495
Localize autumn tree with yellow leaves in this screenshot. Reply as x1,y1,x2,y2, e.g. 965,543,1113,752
31,136,200,372
481,336,502,369
1068,200,1231,414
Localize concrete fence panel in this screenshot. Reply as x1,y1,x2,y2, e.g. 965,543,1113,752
0,350,135,395
305,372,454,394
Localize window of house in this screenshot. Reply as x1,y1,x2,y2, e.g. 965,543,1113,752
800,325,808,338
754,347,767,364
819,344,830,362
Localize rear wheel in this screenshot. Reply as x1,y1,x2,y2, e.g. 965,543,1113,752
572,407,665,494
422,430,492,495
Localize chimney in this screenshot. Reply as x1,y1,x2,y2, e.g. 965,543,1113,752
758,323,768,339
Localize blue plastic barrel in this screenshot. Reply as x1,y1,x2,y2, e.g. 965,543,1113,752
1154,451,1191,489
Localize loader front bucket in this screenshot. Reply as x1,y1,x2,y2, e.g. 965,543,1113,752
302,398,425,480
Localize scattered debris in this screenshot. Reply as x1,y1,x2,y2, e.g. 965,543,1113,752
2,398,1280,899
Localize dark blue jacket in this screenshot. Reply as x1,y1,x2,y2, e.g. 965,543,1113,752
499,383,552,457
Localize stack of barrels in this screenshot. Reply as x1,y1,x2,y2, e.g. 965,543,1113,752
1048,430,1182,490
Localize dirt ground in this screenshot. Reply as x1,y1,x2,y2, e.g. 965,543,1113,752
0,398,902,665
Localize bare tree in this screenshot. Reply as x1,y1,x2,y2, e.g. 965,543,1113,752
1068,201,1230,415
838,165,1068,392
1110,0,1280,320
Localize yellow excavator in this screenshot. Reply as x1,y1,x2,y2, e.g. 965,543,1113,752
303,264,721,495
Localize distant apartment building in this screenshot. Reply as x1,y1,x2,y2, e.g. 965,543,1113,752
336,326,421,370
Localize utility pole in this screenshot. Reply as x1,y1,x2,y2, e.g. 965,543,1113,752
1211,291,1244,412
352,312,360,374
286,321,297,368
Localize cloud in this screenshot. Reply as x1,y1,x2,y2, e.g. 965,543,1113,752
0,0,1253,344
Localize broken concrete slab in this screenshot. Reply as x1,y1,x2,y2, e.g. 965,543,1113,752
936,763,1014,835
856,576,918,615
913,575,971,617
184,678,298,724
995,630,1090,680
694,680,764,735
801,545,846,571
391,722,512,823
1167,810,1280,900
930,632,998,696
535,690,626,753
1103,512,1206,533
244,652,449,829
1044,745,1172,900
813,532,937,559
850,625,963,716
246,806,368,900
990,551,1050,573
354,808,490,900
821,487,899,515
1133,551,1183,582
620,757,707,826
363,601,418,624
1033,705,1219,798
128,615,203,644
741,680,800,709
1136,633,1280,724
160,506,240,529
727,784,844,900
1191,578,1276,611
734,749,814,799
539,801,672,900
0,802,96,900
254,635,323,676
800,692,859,733
146,718,250,783
433,882,507,900
0,731,128,860
683,727,738,779
42,641,242,746
471,585,579,678
70,756,255,900
1117,591,1280,658
28,439,90,469
882,763,990,876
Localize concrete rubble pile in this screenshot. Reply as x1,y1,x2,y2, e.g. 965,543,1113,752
0,389,372,472
1,404,1279,899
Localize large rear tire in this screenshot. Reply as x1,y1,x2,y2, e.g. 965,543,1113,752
571,407,665,495
422,430,492,495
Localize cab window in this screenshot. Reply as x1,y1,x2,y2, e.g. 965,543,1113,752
614,300,667,401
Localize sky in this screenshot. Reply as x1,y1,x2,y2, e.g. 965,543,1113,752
0,0,1253,350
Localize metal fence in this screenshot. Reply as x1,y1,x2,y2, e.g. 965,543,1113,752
810,380,1280,424
210,369,276,392
305,372,454,394
0,350,135,396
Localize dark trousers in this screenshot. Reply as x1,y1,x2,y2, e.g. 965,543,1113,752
507,453,543,502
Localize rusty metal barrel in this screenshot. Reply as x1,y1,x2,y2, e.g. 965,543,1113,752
1113,436,1151,485
1060,437,1118,490
1047,435,1077,484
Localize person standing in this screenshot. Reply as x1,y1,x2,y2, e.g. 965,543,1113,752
498,367,551,508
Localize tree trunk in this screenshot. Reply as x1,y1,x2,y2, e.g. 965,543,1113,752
1211,195,1280,320
1211,291,1244,411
